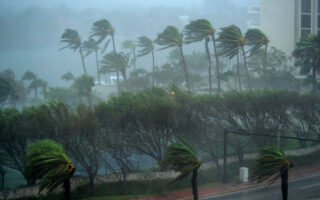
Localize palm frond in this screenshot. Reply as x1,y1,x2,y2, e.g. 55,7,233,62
245,29,269,56
184,19,214,44
155,26,183,50
136,36,154,57
60,29,82,52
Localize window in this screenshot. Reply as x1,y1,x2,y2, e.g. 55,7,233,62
301,0,312,38
302,0,312,13
301,14,312,28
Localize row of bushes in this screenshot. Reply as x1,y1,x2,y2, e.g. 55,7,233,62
1,87,320,196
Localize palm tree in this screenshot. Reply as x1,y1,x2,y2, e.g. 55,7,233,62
293,34,320,92
155,26,190,90
28,79,43,98
161,138,201,200
21,70,36,82
24,140,76,200
137,36,156,86
252,146,293,200
61,72,75,82
83,38,101,84
60,29,87,74
218,25,251,89
245,29,270,86
122,40,137,72
91,19,119,92
184,19,221,94
21,71,39,98
100,52,130,90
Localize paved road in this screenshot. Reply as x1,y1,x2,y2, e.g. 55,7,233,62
202,174,320,200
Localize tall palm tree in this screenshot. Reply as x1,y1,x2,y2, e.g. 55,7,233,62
24,140,76,200
252,146,293,200
184,19,221,94
122,40,137,72
218,25,251,89
83,38,101,84
21,70,36,82
60,29,87,74
245,29,270,86
21,71,39,98
28,79,44,98
137,36,155,86
293,34,320,92
100,52,130,90
155,26,190,90
91,19,119,92
161,138,201,200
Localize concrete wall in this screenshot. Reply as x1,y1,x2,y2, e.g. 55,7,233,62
260,0,298,56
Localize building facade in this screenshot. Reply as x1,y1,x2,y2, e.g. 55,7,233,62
260,0,320,56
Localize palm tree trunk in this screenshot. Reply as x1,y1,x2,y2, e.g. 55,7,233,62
133,49,136,72
79,47,87,74
212,35,221,94
312,66,317,92
89,174,96,197
241,45,251,89
263,44,268,87
95,49,101,85
179,45,190,91
205,40,212,95
281,168,288,200
111,34,120,94
152,50,155,87
121,69,128,91
63,178,71,200
236,52,242,90
191,169,199,200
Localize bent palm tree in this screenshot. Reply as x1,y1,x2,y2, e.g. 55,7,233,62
252,146,293,200
83,38,101,84
245,29,270,86
218,25,251,89
155,26,190,90
61,72,75,82
60,29,87,74
90,19,113,53
101,52,130,90
184,19,221,94
122,40,137,72
161,138,201,200
21,70,36,82
137,36,155,86
293,34,320,92
24,140,75,200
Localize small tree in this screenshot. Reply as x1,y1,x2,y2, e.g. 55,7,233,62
252,146,293,200
24,140,75,200
161,138,201,200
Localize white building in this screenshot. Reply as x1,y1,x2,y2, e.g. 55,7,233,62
260,0,320,56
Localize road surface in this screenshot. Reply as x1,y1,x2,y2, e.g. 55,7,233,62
202,174,320,200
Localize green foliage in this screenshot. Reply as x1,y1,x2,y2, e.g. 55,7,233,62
91,19,113,52
161,138,201,183
218,25,244,59
184,19,214,44
60,29,82,51
155,26,183,50
24,140,75,193
82,38,99,57
136,36,154,57
251,146,292,183
61,72,75,82
245,29,269,56
100,52,130,73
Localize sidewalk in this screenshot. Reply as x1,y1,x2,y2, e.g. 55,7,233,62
130,163,320,200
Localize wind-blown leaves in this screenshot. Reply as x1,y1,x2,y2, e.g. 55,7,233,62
245,29,269,56
24,140,75,193
136,36,154,57
251,145,292,184
100,52,130,73
91,19,114,46
61,72,75,82
161,137,201,183
59,29,82,51
82,38,99,57
218,25,244,59
184,19,215,44
154,26,183,50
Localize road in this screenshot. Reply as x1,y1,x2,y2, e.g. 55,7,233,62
202,174,320,200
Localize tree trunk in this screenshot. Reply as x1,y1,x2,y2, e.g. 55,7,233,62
205,40,212,95
212,35,221,94
79,47,87,74
121,69,128,91
63,178,71,200
95,49,100,85
191,169,199,200
179,45,190,91
111,34,120,94
89,175,96,197
35,88,38,99
281,168,288,200
152,49,155,87
236,52,242,90
263,44,268,87
133,49,136,72
312,66,317,92
241,45,251,89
